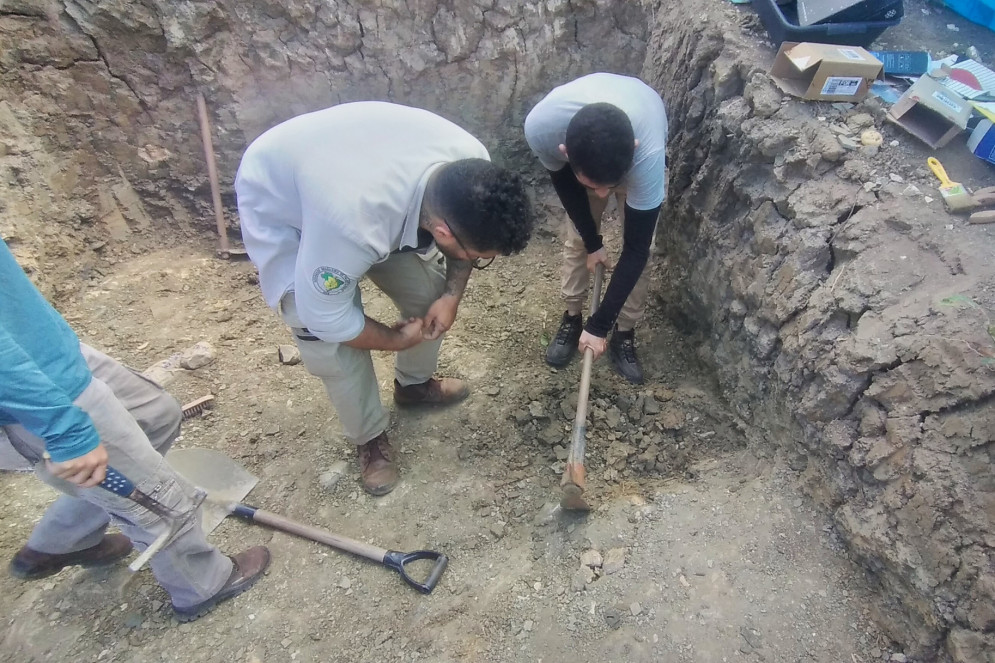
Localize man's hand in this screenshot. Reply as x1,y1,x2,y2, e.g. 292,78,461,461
578,330,608,360
47,444,109,488
423,294,460,341
392,317,426,351
586,248,613,272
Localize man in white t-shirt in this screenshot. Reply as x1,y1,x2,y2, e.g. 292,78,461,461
236,102,534,496
525,73,668,384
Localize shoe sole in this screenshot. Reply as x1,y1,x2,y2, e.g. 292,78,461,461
173,554,271,623
362,481,397,497
393,392,470,408
9,548,133,581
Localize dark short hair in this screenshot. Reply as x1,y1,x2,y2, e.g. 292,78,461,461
432,159,534,255
564,102,635,185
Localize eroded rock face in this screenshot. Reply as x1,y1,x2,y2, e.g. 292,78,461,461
0,0,650,297
645,2,995,660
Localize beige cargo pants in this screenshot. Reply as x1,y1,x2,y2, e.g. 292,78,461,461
561,187,656,332
279,248,448,446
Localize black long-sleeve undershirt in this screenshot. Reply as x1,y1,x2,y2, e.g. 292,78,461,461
547,166,659,337
586,203,659,337
549,165,603,253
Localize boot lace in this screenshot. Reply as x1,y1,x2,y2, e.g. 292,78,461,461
556,316,580,343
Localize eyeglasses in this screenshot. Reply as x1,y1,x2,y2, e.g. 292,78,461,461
447,222,495,270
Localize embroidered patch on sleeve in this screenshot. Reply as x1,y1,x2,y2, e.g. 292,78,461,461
311,266,351,296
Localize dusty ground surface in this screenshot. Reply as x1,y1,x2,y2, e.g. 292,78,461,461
1,0,994,662
1,226,903,663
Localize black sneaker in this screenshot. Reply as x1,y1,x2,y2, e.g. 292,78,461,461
609,327,644,384
545,311,582,367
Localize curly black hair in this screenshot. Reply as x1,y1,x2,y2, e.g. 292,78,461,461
564,102,635,185
430,158,534,255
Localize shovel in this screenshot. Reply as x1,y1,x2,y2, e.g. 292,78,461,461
166,448,449,594
559,263,605,512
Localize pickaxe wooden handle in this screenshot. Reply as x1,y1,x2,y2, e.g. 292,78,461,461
560,263,604,511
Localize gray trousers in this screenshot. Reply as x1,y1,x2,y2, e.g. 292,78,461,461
280,248,448,445
2,344,232,609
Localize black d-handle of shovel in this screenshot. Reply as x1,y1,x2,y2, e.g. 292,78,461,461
232,504,449,594
382,549,449,594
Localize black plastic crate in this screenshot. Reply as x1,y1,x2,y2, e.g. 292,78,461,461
753,0,902,48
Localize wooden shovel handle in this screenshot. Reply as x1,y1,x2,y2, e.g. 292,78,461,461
562,264,605,484
197,93,230,256
237,504,389,562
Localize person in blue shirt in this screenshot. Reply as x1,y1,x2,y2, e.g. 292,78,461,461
0,238,268,622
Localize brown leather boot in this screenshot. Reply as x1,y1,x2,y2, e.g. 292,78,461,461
393,377,470,407
9,533,133,580
173,545,271,623
357,432,399,496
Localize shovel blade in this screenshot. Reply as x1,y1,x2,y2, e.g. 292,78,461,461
166,448,258,534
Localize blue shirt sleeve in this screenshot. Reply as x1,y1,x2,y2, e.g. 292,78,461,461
0,325,99,462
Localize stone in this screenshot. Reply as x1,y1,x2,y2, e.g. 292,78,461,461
278,345,301,365
605,406,621,429
602,547,626,575
580,549,603,569
603,607,623,629
659,406,684,430
630,602,642,616
890,654,907,662
571,566,594,591
839,135,861,151
529,401,546,419
847,113,874,129
643,395,660,415
338,577,351,589
179,341,216,370
489,521,506,538
553,444,569,461
318,461,349,491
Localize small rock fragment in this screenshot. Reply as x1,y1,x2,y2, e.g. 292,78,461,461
580,549,603,569
278,345,301,365
602,548,626,575
604,607,622,629
630,602,642,616
179,341,216,370
572,566,595,591
318,460,349,491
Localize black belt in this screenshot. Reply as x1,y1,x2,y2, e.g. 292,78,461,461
293,328,321,342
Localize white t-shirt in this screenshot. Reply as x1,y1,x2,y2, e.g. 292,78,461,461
235,102,489,343
524,73,668,210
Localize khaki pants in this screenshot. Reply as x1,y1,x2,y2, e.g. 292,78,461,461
2,345,233,609
561,187,656,331
280,248,448,445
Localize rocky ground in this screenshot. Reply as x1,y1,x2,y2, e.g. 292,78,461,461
0,221,908,663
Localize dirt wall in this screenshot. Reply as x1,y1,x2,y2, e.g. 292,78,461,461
644,3,995,661
0,0,650,298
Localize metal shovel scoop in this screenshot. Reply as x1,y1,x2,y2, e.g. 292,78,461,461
166,448,449,594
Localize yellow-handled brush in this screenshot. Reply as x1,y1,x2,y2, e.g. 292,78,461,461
927,157,976,212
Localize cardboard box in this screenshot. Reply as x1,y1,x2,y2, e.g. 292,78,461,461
968,120,995,165
886,75,972,148
770,42,884,102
